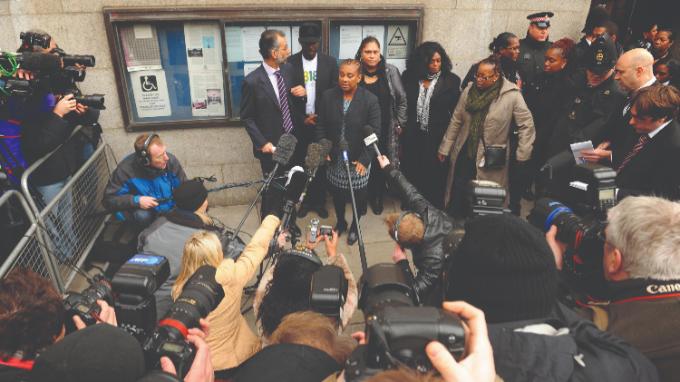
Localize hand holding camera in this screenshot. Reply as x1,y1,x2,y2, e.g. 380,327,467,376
53,93,77,117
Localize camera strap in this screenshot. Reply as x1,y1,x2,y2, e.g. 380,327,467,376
587,278,680,305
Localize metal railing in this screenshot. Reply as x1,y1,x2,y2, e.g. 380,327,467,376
0,126,117,292
0,190,63,292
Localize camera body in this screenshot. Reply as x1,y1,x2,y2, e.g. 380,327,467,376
63,274,113,333
345,263,465,380
310,265,348,319
20,31,51,50
466,180,509,217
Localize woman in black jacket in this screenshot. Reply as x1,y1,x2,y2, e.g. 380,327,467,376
355,36,407,214
402,42,461,209
317,59,381,245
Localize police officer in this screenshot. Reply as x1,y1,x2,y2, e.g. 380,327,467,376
542,37,625,199
518,12,554,93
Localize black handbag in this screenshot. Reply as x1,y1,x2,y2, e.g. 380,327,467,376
481,134,507,169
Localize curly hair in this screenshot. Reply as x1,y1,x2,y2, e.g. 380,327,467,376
406,41,453,80
257,255,321,337
0,268,64,358
550,37,576,60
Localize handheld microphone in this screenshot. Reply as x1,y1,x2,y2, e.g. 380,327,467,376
362,126,381,157
273,134,298,166
298,143,324,205
339,139,350,163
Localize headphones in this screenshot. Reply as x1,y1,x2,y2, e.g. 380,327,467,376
137,133,159,167
393,211,423,242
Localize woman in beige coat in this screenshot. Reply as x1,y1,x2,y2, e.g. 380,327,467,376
438,56,534,215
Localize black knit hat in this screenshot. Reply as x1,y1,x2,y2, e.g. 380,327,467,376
445,214,558,324
30,324,145,382
173,179,208,211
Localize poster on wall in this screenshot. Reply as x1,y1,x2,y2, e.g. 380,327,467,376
184,22,226,117
130,69,172,118
386,25,409,59
339,25,362,59
120,24,162,72
241,26,266,62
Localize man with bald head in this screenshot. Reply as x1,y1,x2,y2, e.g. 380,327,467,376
583,48,656,162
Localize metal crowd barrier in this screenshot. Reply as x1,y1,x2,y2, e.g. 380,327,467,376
0,127,117,292
0,190,63,292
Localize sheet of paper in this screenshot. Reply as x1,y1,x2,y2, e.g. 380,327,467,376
362,25,385,47
291,25,301,54
243,62,260,77
386,25,409,59
339,25,362,59
130,69,172,118
188,71,226,117
225,26,243,62
120,24,162,72
570,140,594,165
241,26,266,62
184,23,221,70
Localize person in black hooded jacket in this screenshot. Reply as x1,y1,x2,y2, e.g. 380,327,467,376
377,155,454,306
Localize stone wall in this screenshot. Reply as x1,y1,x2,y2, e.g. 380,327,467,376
0,0,590,205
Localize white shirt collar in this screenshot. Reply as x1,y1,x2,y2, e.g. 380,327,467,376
263,61,279,76
636,77,656,92
648,119,673,139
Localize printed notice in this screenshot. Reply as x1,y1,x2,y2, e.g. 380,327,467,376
242,26,266,62
131,70,171,118
386,25,408,59
225,26,244,62
184,23,226,117
339,25,362,59
184,23,221,70
120,24,162,72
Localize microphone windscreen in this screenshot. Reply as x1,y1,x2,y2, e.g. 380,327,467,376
318,138,332,158
305,143,323,171
273,134,298,166
19,52,61,72
285,170,307,201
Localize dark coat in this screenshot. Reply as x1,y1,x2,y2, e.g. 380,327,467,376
383,164,454,303
315,86,381,167
489,304,659,382
287,52,339,117
240,64,303,158
518,36,552,90
613,119,680,200
581,278,680,382
546,71,626,158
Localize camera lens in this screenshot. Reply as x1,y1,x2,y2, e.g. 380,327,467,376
163,265,224,333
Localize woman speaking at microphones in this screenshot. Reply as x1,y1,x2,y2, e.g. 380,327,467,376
316,59,381,245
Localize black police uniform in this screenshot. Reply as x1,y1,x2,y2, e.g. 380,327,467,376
518,12,553,92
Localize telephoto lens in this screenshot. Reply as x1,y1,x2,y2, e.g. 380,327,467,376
142,265,224,377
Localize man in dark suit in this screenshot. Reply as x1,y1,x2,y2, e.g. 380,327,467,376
241,29,302,220
613,85,680,200
287,23,339,218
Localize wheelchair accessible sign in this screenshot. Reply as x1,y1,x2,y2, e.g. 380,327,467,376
131,69,172,118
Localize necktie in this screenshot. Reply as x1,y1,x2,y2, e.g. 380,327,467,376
616,134,650,173
274,70,294,134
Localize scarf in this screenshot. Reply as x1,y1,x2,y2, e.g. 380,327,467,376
416,71,441,131
465,78,502,159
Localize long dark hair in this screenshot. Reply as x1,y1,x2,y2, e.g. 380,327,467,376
488,32,517,53
406,41,453,80
257,255,321,337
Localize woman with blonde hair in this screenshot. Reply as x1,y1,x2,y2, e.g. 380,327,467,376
172,215,281,378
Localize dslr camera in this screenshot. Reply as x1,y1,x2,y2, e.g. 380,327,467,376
63,274,113,333
344,263,465,380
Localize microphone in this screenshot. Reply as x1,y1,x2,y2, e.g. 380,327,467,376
297,143,324,206
362,126,381,157
273,134,298,167
339,139,350,163
280,168,307,233
318,138,332,161
338,137,368,272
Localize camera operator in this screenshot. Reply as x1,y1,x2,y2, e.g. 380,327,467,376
254,229,358,342
104,133,187,228
584,84,680,200
0,268,116,381
546,196,680,381
444,213,658,381
376,154,453,305
137,179,222,317
233,311,355,382
171,215,280,377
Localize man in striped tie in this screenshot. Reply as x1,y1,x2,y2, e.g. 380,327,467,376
242,29,303,219
597,85,680,200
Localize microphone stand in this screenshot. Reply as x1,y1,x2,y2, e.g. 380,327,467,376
341,146,368,272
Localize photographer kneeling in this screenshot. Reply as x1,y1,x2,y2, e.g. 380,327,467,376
171,215,280,377
546,196,680,381
376,154,454,305
254,229,358,342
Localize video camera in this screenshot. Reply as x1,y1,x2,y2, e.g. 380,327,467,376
344,263,465,380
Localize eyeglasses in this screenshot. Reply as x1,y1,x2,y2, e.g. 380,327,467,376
475,74,497,81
